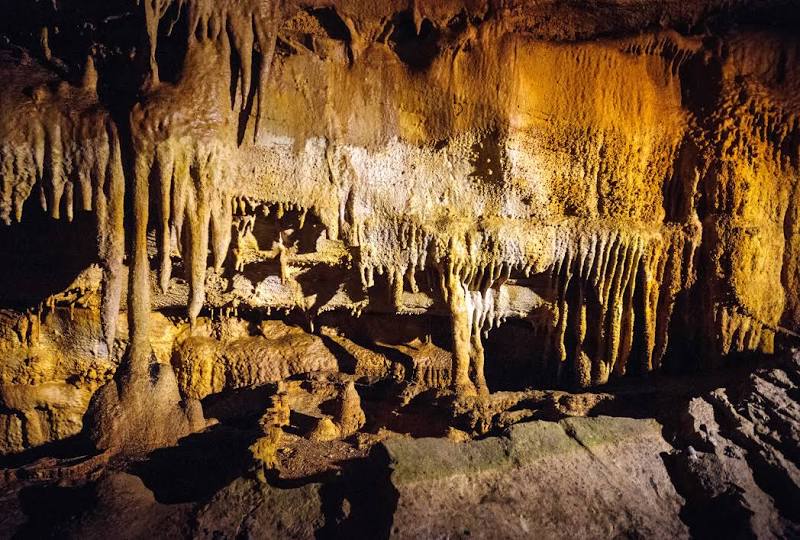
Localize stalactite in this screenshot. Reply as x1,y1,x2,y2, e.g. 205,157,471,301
210,188,233,271
533,226,700,387
149,140,235,325
156,144,175,292
97,127,125,356
141,0,281,139
173,144,216,325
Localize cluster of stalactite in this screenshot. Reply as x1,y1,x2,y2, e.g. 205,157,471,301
126,0,287,355
428,225,700,392
141,0,281,138
541,227,700,386
136,136,235,323
0,54,124,355
0,0,281,379
336,211,702,391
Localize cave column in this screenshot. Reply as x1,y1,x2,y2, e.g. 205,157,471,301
446,268,477,397
470,327,488,396
126,139,153,377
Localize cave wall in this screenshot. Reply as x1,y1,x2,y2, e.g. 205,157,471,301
0,0,799,453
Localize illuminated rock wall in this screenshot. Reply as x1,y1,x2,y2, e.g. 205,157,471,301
0,0,798,452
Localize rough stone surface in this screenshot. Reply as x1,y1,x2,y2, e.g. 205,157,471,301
384,417,688,538
193,477,325,539
0,355,798,537
667,354,800,538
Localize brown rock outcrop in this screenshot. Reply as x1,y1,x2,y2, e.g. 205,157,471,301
172,321,340,400
333,381,366,437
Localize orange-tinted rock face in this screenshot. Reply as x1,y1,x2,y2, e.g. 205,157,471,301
0,0,798,452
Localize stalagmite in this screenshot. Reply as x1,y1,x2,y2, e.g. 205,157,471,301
445,264,478,397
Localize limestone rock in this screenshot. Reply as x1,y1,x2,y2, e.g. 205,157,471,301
308,416,341,442
0,306,114,455
383,417,689,539
0,1,798,537
0,0,797,489
333,381,366,437
172,321,340,400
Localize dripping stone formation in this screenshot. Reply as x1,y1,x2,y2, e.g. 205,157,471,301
0,0,799,538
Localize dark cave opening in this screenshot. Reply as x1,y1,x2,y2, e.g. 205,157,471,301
307,7,352,43
385,11,441,72
250,204,328,255
154,1,190,85
484,319,542,393
0,198,98,309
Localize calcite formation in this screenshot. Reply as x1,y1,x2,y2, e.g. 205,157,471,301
0,0,797,462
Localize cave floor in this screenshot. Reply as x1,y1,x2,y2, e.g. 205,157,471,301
1,352,798,539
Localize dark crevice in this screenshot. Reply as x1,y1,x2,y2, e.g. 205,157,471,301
0,200,98,308
484,319,540,392
154,1,188,85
